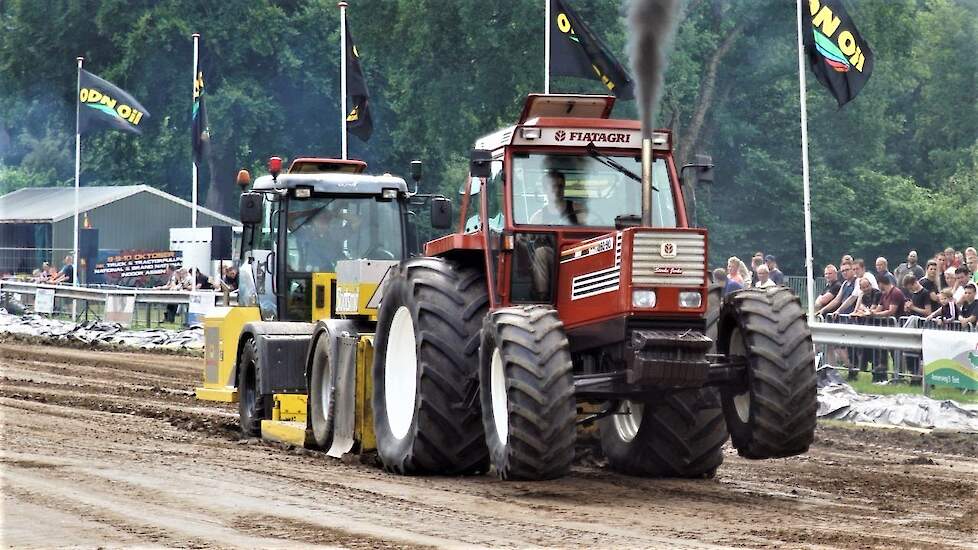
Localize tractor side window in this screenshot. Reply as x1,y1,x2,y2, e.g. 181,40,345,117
463,177,482,233
486,160,504,231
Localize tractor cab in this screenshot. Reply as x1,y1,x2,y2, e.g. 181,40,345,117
429,94,708,336
236,157,450,322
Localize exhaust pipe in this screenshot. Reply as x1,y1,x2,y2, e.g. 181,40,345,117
641,137,653,227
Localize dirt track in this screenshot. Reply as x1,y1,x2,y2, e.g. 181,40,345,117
1,341,976,549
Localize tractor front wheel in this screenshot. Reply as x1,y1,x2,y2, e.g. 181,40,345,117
479,306,576,480
719,287,817,459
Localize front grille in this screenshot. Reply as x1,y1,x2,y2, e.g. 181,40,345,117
631,231,706,287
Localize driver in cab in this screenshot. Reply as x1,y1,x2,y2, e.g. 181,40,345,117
529,170,583,225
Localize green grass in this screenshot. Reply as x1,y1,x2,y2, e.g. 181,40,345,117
847,370,978,405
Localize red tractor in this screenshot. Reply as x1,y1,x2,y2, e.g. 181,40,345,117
372,94,816,480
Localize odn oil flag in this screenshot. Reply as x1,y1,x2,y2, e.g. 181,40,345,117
345,13,372,142
78,69,150,134
192,44,210,165
802,0,874,106
549,0,634,99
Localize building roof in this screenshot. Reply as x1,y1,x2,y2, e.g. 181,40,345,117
0,185,239,225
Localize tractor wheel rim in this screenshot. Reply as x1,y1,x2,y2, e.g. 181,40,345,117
490,347,508,444
729,327,751,423
613,400,643,443
385,306,417,440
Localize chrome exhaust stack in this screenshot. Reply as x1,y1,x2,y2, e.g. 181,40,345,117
641,137,653,227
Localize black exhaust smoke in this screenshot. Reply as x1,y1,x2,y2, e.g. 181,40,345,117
628,0,680,138
628,0,679,225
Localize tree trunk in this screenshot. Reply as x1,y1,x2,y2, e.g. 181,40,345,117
677,23,743,166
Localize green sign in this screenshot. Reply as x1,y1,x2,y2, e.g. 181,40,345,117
923,332,978,390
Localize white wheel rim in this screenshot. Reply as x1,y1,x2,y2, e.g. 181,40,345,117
613,400,643,443
385,306,417,440
319,354,331,417
729,327,751,423
490,348,509,444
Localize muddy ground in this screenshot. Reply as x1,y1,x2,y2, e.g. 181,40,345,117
1,341,975,549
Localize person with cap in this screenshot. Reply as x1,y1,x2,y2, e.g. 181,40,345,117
765,255,784,286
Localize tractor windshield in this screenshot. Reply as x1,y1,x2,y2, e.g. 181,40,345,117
511,152,677,227
286,195,404,273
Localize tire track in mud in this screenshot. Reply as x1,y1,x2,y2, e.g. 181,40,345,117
2,342,978,549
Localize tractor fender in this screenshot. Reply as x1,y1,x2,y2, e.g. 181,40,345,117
236,321,316,396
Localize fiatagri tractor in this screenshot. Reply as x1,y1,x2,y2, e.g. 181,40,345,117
198,94,817,480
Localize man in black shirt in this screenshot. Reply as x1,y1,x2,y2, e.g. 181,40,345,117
765,255,784,285
902,275,933,318
815,264,842,309
960,283,978,327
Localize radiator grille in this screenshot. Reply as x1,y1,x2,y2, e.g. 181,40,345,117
631,232,706,287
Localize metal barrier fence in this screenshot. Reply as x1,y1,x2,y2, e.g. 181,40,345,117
0,279,235,328
0,247,74,277
810,313,976,393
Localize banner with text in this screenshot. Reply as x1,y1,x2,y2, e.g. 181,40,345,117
923,331,978,390
92,250,183,287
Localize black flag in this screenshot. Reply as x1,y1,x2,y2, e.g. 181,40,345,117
802,0,874,107
549,0,634,99
345,14,372,142
78,69,150,135
192,42,210,165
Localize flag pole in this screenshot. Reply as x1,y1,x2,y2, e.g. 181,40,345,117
795,0,816,323
73,56,83,318
544,0,551,94
339,1,348,160
191,33,200,229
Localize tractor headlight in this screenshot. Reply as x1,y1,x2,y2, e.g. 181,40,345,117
632,289,657,308
679,291,702,308
381,188,398,200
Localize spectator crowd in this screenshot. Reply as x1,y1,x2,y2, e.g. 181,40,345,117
711,247,978,330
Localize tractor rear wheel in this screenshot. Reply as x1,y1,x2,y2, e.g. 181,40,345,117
720,286,817,459
598,389,727,478
372,258,489,475
479,306,576,480
308,334,335,449
237,339,268,438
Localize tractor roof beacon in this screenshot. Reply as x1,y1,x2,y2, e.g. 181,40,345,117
372,94,817,480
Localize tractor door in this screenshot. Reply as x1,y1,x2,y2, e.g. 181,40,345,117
483,157,506,306
238,195,280,321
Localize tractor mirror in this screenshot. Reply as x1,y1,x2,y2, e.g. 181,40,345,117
410,160,423,182
469,149,492,179
695,154,714,184
430,197,453,229
239,192,264,225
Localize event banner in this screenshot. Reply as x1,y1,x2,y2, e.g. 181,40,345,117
91,250,182,287
922,331,978,390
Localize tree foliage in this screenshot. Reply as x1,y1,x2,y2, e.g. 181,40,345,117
0,0,975,272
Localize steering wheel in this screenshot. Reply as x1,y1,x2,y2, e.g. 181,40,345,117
363,244,396,260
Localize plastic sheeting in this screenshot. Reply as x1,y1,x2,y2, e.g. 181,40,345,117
0,310,203,351
817,367,978,432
